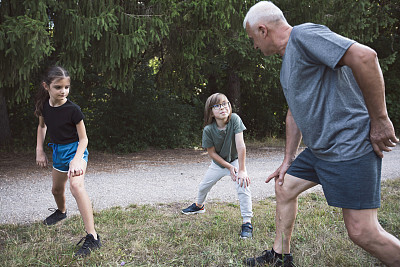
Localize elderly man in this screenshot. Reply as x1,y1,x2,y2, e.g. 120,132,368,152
243,1,400,266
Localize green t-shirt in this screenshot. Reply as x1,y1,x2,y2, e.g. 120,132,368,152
202,113,246,168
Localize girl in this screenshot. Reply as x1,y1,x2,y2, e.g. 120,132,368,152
181,93,253,239
35,66,101,257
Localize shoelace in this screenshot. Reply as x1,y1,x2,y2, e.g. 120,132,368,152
47,208,57,213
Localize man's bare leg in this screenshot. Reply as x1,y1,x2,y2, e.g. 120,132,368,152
343,208,400,266
273,174,317,254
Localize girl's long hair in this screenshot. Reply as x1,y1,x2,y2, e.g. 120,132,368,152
34,66,70,117
204,93,232,127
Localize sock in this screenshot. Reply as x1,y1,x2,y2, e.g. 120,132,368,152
243,217,252,224
271,248,282,259
272,248,291,259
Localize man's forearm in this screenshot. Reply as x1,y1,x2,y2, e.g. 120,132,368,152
284,109,302,162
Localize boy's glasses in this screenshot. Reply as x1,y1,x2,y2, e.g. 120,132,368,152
211,102,230,110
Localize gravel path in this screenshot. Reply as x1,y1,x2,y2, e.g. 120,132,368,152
1,146,399,225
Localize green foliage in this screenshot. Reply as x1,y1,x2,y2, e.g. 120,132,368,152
385,55,400,129
6,85,39,149
1,0,399,151
370,0,400,130
156,0,287,137
86,88,203,153
6,64,203,152
72,63,203,153
0,13,53,102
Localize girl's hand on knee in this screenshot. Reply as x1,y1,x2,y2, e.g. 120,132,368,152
68,158,84,178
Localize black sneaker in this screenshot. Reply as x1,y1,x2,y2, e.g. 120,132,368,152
74,234,101,257
244,249,275,266
240,222,253,239
272,254,297,267
244,250,297,267
43,208,67,225
181,203,205,214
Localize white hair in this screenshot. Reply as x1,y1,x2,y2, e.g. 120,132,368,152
243,1,287,30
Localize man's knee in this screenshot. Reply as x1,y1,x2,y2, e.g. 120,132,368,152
275,176,303,201
343,209,382,246
275,182,298,203
275,174,315,203
347,224,367,245
346,219,380,247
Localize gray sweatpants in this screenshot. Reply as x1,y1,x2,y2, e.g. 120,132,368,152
196,159,253,222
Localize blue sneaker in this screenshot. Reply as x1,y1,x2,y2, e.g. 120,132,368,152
181,203,205,214
240,222,253,239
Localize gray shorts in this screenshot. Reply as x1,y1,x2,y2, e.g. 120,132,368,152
287,148,382,209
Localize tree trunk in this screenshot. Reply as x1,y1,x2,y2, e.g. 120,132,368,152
0,91,11,145
227,70,241,114
207,74,218,95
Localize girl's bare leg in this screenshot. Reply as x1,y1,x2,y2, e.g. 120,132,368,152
51,169,68,212
69,163,97,238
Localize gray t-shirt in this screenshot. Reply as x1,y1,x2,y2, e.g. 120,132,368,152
281,23,372,161
202,113,246,168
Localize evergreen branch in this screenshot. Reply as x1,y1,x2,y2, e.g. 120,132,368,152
123,12,164,18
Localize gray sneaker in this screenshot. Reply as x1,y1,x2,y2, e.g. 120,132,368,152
240,222,253,239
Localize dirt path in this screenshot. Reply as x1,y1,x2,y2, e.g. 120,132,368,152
1,145,399,225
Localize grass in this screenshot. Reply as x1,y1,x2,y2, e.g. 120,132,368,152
1,178,399,266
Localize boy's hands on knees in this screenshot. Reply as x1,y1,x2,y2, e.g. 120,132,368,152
230,166,238,181
36,150,48,168
68,158,84,178
237,170,250,188
229,165,250,187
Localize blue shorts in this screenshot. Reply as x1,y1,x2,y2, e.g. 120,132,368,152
48,141,89,173
287,148,381,209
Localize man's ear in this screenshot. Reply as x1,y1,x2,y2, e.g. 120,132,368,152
258,24,268,38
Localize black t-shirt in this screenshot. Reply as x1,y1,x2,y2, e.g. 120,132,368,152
42,99,85,144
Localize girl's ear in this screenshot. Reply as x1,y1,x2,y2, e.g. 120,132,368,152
42,82,49,91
